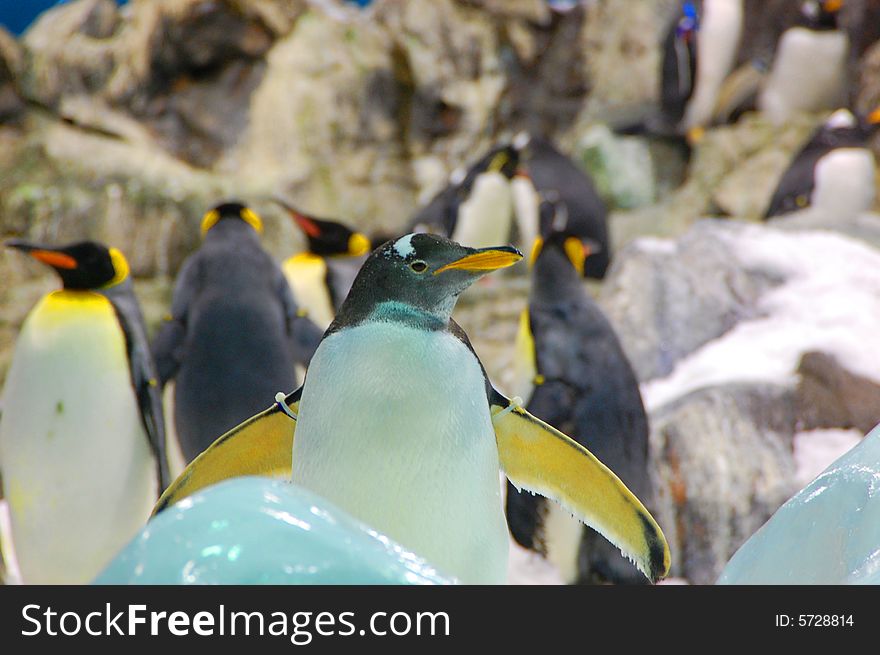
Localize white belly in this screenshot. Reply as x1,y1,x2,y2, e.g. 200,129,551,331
759,29,848,124
292,320,509,583
283,254,335,330
682,0,743,130
0,292,156,584
811,148,877,219
452,172,514,249
511,176,540,253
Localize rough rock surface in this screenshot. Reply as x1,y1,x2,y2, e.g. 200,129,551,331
649,383,798,584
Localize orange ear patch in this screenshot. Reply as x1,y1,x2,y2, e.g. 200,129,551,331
31,250,77,269
291,212,321,238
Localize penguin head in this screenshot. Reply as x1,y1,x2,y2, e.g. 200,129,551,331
200,201,263,237
529,195,601,276
275,200,371,258
461,144,520,190
801,0,842,28
338,233,522,323
6,239,130,290
675,1,699,41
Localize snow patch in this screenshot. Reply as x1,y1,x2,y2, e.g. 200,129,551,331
642,226,880,411
794,428,864,489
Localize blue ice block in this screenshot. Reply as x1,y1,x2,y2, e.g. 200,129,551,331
718,424,880,584
95,477,455,585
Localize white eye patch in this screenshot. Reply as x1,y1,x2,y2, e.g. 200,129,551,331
393,234,416,258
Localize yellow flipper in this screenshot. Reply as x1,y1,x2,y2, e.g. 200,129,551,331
490,390,670,582
152,389,301,515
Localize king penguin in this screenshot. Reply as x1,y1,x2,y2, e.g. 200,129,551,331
151,201,323,463
764,108,880,220
275,200,371,330
507,215,653,584
0,240,170,584
513,133,610,279
409,144,521,249
153,233,670,585
758,0,848,126
659,0,744,136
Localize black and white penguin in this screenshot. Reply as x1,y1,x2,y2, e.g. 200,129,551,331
758,0,848,125
507,216,652,584
276,201,371,329
154,233,670,585
151,201,323,463
513,133,611,279
764,108,880,220
660,0,744,135
409,144,521,249
1,240,170,583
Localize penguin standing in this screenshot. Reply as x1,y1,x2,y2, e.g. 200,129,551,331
758,0,848,125
507,218,652,584
155,233,670,585
409,144,521,249
275,201,371,329
659,0,744,135
514,134,611,279
764,108,880,220
151,202,323,463
0,240,170,584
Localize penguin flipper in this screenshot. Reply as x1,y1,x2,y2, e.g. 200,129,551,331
152,387,302,515
489,388,670,583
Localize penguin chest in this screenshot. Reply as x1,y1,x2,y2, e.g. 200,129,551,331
0,291,156,584
293,321,509,583
760,29,848,123
283,254,335,329
452,172,514,249
682,0,743,130
511,176,539,253
811,148,877,218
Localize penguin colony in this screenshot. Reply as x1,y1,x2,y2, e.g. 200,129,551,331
1,0,879,585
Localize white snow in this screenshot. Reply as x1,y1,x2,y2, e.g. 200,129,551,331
793,428,864,489
642,226,880,411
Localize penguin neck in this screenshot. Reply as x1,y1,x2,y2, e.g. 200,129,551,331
531,247,584,305
368,301,450,331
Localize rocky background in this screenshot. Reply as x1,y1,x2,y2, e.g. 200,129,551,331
3,0,880,584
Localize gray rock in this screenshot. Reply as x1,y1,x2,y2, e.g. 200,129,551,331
648,383,798,584
599,220,781,382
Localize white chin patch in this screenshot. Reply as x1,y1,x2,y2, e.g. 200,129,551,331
825,109,856,130
393,234,416,258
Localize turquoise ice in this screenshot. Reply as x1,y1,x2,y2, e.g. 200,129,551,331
95,477,455,585
718,423,880,584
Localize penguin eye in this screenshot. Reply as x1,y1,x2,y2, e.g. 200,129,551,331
410,260,428,273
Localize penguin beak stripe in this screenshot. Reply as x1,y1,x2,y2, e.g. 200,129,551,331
292,212,322,238
434,248,522,275
30,250,78,270
868,108,880,125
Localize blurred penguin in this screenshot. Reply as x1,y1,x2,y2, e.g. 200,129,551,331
507,200,652,584
513,133,610,279
758,0,848,125
764,108,880,220
660,0,744,136
1,240,169,583
409,144,520,249
151,202,323,463
275,200,371,329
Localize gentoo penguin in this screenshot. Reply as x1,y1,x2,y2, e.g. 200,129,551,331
758,0,848,125
764,108,880,220
660,0,744,135
507,221,652,584
0,240,170,584
275,201,371,329
409,144,520,249
513,134,610,279
151,201,323,463
154,233,670,585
